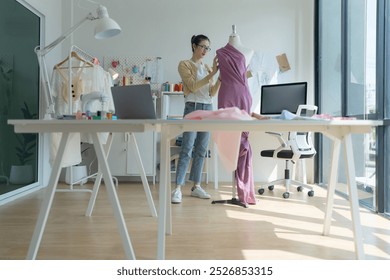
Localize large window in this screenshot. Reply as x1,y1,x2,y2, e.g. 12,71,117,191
317,0,381,213
383,1,390,215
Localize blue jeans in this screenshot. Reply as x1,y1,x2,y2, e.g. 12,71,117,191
176,102,212,186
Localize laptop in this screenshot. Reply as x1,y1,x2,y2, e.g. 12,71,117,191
111,84,157,119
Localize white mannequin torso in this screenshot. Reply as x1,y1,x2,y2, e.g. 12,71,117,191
228,34,254,67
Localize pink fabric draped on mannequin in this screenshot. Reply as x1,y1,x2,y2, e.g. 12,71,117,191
216,43,256,205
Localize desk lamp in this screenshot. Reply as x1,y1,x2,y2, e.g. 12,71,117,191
34,5,121,119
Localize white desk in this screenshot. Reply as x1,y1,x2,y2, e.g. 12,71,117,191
157,119,382,260
8,119,160,260
9,118,382,260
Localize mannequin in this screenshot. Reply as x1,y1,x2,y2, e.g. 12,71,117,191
228,25,254,68
214,25,257,207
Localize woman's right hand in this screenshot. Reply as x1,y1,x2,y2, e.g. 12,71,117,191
251,112,270,120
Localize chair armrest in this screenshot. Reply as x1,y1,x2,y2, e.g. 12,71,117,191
265,131,282,137
265,131,287,158
265,131,287,147
288,141,302,162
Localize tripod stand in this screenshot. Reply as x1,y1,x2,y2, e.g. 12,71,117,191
211,171,248,208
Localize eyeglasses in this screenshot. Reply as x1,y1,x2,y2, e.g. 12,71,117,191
196,44,211,52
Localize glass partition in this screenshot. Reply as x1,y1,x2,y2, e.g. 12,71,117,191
0,0,40,202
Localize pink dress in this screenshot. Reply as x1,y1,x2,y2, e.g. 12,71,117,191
214,44,256,205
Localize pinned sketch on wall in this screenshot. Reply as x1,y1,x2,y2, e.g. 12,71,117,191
103,56,163,94
248,51,295,113
247,51,279,112
276,53,291,73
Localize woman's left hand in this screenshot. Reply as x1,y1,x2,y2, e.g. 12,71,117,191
211,56,219,74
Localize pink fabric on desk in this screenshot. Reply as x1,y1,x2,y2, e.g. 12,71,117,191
185,107,252,179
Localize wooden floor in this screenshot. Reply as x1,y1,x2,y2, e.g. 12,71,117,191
0,181,389,260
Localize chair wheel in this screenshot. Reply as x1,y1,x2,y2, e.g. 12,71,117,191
308,190,314,197
282,192,290,199
297,186,303,192
258,188,265,195
268,185,274,191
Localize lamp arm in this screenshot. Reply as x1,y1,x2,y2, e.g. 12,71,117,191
35,13,95,56
36,54,55,119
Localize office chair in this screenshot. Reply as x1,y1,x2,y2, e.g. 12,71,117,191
258,104,318,199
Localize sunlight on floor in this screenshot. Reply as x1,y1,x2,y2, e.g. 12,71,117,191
241,249,319,260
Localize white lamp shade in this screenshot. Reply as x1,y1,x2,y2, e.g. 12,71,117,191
94,6,121,39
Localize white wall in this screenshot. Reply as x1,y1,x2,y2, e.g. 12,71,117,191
65,0,315,183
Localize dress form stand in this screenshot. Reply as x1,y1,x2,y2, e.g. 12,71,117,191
212,25,254,208
212,171,248,208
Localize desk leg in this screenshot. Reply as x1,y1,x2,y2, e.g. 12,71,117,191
323,138,340,235
213,143,219,190
128,133,157,218
323,135,365,259
27,132,70,260
91,133,135,260
157,128,171,260
85,173,103,217
343,134,365,259
85,133,114,216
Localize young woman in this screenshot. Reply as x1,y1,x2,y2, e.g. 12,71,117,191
171,34,220,204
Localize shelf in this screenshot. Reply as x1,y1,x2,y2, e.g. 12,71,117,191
161,91,184,96
166,115,183,120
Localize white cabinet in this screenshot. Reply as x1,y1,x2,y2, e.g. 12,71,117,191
108,132,156,183
108,96,157,183
161,91,184,119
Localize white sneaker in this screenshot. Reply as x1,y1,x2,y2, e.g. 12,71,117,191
171,187,182,204
191,186,211,199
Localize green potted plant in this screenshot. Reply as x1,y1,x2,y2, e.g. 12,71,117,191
9,102,37,184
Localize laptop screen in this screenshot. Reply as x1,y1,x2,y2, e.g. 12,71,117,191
111,84,156,119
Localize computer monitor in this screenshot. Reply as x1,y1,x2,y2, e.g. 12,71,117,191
260,82,307,115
